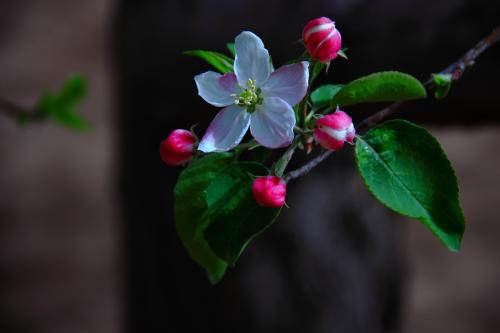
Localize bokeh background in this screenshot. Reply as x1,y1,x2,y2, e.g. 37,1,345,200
0,0,499,332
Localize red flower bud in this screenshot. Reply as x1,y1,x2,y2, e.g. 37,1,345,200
160,129,196,166
302,17,342,63
313,110,355,151
252,176,286,208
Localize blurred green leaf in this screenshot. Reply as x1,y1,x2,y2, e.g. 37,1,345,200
184,50,234,74
355,120,465,251
331,71,427,107
36,74,90,130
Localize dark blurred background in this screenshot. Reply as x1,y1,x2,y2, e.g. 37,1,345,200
1,0,499,332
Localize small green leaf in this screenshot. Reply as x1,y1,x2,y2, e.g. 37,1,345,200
36,74,90,130
432,73,452,100
311,84,344,107
174,153,234,284
58,74,87,108
184,50,234,73
331,71,427,107
52,111,91,130
355,120,466,251
226,43,235,57
204,163,281,266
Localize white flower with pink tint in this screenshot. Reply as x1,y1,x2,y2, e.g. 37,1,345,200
313,110,355,151
195,31,309,152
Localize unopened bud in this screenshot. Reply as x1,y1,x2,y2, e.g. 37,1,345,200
313,111,355,151
160,129,196,166
252,176,286,208
302,17,342,63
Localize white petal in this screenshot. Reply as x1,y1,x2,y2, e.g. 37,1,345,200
261,61,309,106
198,105,250,152
250,97,295,149
195,71,238,107
234,31,272,86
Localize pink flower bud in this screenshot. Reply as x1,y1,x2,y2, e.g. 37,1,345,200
252,176,286,208
160,129,196,166
313,111,355,151
302,17,342,63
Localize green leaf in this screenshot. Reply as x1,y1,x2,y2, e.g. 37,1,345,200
331,71,427,107
311,84,344,107
52,112,91,130
184,50,234,73
226,43,235,57
36,74,90,130
338,48,348,59
174,153,234,284
355,120,466,251
432,73,452,100
58,74,87,108
204,163,281,266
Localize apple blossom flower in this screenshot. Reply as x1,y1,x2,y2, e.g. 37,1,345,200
313,110,355,151
252,176,287,208
195,31,309,152
160,129,197,166
302,17,342,63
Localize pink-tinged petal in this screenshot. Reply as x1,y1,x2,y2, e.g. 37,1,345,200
234,31,272,86
314,110,354,151
261,61,309,106
302,17,334,42
313,127,345,151
198,105,250,152
317,110,352,131
195,71,238,107
250,97,295,149
310,29,342,62
302,17,342,63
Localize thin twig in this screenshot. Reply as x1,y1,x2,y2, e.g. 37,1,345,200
0,98,33,119
357,25,500,132
285,25,500,182
284,149,332,182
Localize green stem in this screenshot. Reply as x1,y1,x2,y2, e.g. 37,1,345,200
271,137,301,177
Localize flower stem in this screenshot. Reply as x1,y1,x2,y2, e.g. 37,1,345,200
272,137,301,177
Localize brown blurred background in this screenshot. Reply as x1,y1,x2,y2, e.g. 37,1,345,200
0,0,499,332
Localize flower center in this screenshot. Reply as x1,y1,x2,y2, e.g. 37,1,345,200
233,79,263,113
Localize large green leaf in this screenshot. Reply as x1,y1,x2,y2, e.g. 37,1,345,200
355,120,465,251
174,153,233,284
184,50,234,73
311,84,344,107
204,163,281,266
331,71,427,107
